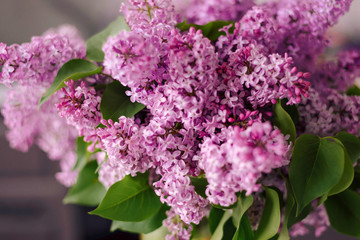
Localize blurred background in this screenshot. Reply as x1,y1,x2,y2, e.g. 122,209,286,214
0,0,359,239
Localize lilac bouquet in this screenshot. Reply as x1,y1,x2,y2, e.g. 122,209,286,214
1,0,360,239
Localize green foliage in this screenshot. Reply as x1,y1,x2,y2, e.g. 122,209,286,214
39,59,102,107
100,81,145,122
86,16,129,62
232,193,254,240
232,215,254,240
90,173,162,222
209,207,225,234
110,205,169,234
63,161,106,206
335,132,360,164
325,189,360,237
72,137,89,171
289,134,345,215
190,176,208,199
210,211,232,240
254,187,281,240
231,193,253,227
328,152,354,196
277,184,295,240
280,99,300,125
346,85,360,96
176,20,234,42
273,101,297,143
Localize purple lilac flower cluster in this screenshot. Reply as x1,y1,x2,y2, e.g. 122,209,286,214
0,26,85,186
200,122,290,206
173,0,254,25
0,0,356,239
99,0,310,237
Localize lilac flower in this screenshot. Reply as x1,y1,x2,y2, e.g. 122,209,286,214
163,208,193,240
102,30,159,91
311,50,360,92
216,34,311,108
57,80,102,147
299,87,360,137
1,86,78,187
0,25,85,186
121,0,179,30
200,122,290,206
174,0,254,24
97,117,153,186
0,25,85,87
154,171,208,225
161,27,219,129
265,0,352,69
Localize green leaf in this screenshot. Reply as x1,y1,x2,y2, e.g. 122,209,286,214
176,20,234,41
289,134,345,215
73,137,89,171
86,16,129,62
232,215,254,240
89,173,162,222
232,193,254,227
278,183,295,240
209,207,225,234
232,193,254,240
63,161,106,206
280,99,300,125
190,176,208,199
346,85,360,96
210,211,232,240
100,81,145,122
325,189,360,237
273,101,296,143
39,59,102,106
328,152,354,196
335,132,360,164
254,187,281,240
110,205,169,234
287,202,312,228
223,218,237,240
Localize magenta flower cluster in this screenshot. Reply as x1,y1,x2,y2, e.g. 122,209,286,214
0,26,85,186
0,0,357,239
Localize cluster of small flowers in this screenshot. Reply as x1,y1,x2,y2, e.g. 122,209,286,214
96,117,153,188
298,50,360,137
234,0,352,70
0,0,356,239
0,26,86,186
173,0,254,25
99,1,309,236
299,87,360,137
57,80,102,149
200,122,290,206
163,209,193,240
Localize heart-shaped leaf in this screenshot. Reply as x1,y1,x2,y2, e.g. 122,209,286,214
325,189,360,237
90,173,162,222
110,205,169,234
335,132,360,164
289,135,345,215
63,161,106,206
